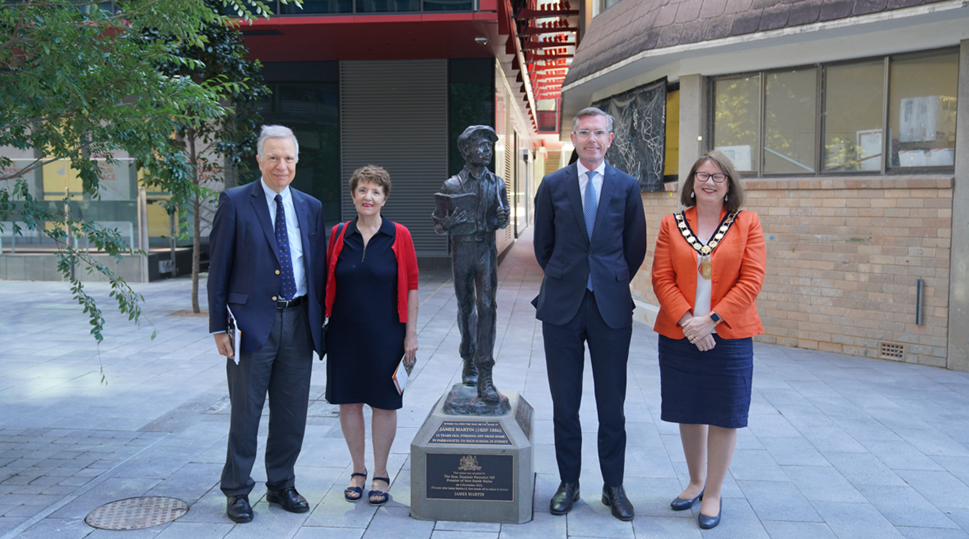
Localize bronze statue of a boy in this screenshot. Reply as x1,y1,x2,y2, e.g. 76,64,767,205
433,125,510,405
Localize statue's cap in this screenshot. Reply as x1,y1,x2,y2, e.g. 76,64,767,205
458,125,498,146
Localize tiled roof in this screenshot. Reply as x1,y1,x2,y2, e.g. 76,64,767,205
564,0,951,84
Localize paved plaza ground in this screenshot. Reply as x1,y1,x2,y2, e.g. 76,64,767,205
2,228,969,538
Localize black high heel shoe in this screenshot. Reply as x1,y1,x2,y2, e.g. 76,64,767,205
670,490,703,511
698,498,722,529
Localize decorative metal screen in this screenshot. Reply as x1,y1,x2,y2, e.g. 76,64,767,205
593,78,667,192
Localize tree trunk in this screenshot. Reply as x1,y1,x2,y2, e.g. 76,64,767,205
192,193,201,313
188,129,201,314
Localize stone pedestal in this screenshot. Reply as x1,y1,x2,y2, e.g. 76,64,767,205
410,391,534,523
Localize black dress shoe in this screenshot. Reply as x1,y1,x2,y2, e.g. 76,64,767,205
698,498,722,529
550,481,580,515
601,485,634,522
670,490,703,511
226,495,253,523
266,487,309,513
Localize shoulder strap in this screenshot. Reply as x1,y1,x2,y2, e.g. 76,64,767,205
327,222,346,256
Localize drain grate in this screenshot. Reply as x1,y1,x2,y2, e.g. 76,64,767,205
85,496,188,530
879,341,905,361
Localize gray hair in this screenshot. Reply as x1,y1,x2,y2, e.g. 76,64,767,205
572,107,614,133
256,125,299,160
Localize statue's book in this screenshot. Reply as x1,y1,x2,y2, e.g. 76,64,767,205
435,192,476,236
435,192,476,220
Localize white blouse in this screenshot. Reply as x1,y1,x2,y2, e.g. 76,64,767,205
694,238,716,334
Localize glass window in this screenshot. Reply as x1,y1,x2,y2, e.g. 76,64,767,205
764,68,817,174
280,0,352,13
714,75,760,173
448,59,495,177
889,50,958,169
257,83,341,221
710,47,957,176
355,0,419,12
599,0,622,13
424,0,473,10
823,60,884,172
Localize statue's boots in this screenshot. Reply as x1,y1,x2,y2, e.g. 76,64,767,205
462,359,478,386
477,369,501,403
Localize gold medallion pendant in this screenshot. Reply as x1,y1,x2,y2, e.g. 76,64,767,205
699,255,712,280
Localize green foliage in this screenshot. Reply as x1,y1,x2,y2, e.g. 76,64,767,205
145,0,270,313
0,0,282,349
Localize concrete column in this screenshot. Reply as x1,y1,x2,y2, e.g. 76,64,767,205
947,39,969,372
678,74,708,187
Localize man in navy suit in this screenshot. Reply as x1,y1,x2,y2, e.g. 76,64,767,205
532,107,647,521
208,125,327,523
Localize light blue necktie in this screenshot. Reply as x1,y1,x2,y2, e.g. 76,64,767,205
584,170,597,291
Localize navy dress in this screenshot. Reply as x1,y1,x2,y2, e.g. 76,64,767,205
325,218,405,410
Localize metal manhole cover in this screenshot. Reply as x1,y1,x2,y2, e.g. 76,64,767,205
85,496,188,530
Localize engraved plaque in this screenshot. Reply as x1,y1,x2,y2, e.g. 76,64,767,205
428,420,511,445
426,453,514,501
514,396,533,441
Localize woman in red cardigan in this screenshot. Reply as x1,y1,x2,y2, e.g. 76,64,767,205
325,165,419,506
651,151,766,529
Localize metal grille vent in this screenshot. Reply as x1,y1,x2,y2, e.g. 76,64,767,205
85,496,188,530
879,342,905,360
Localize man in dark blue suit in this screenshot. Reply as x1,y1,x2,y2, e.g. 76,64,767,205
208,125,327,523
532,107,647,521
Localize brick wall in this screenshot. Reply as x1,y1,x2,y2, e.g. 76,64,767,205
632,175,953,367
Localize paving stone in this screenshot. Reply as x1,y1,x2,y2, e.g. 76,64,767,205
738,479,821,522
857,484,960,529
813,501,907,539
896,528,969,539
762,520,838,539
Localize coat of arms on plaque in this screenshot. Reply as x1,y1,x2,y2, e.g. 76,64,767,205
458,455,481,471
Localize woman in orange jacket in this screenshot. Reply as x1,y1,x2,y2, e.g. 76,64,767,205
651,151,766,530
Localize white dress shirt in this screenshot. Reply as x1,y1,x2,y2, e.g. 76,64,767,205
576,160,605,209
261,178,307,299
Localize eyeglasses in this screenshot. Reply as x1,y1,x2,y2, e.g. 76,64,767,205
574,129,610,140
695,172,727,183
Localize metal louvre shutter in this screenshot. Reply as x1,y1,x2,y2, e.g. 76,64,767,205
340,60,449,258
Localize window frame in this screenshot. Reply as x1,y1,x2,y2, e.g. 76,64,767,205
708,46,959,177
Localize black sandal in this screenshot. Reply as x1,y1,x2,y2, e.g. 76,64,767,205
369,477,390,506
344,470,367,502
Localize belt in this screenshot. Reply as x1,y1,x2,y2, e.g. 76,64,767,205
276,295,307,310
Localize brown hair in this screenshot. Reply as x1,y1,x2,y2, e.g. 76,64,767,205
572,106,615,133
349,165,391,198
680,150,745,212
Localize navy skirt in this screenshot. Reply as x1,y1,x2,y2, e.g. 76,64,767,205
658,335,753,429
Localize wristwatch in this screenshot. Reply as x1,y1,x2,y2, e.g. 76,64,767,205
709,312,722,324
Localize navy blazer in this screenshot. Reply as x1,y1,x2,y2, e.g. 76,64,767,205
207,180,327,355
532,163,647,329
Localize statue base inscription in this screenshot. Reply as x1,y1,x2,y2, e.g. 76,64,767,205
410,390,534,523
